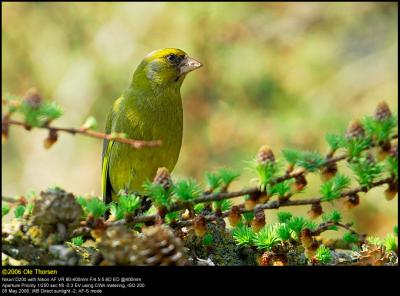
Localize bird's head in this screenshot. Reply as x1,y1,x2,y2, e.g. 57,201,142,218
132,48,203,89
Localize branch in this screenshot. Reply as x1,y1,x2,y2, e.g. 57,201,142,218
124,141,393,219
311,221,362,237
120,133,397,223
106,176,394,228
2,117,161,149
2,99,20,108
2,195,27,205
2,196,19,203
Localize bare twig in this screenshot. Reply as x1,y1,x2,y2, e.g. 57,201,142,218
2,196,19,203
2,117,162,149
311,221,361,237
2,99,20,108
2,195,27,205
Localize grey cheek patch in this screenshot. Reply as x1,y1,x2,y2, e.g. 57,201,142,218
146,63,161,80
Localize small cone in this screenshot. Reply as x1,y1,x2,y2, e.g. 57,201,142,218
304,240,319,260
374,101,392,121
228,206,241,227
258,192,269,204
43,129,58,149
376,145,391,161
259,251,273,266
193,215,207,237
291,175,307,193
320,162,338,182
245,191,261,211
153,167,172,190
257,145,275,164
244,199,257,211
384,182,398,201
344,193,360,210
98,225,137,265
2,119,9,144
300,228,313,249
137,225,189,266
308,203,323,220
251,209,266,233
345,119,365,139
24,88,42,108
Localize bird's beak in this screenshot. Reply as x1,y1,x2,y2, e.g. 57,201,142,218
179,56,203,75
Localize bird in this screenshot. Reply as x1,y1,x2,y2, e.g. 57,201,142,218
102,48,202,206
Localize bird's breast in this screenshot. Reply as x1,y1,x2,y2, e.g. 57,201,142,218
127,99,183,167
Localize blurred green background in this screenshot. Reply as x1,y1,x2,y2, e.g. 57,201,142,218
2,2,398,236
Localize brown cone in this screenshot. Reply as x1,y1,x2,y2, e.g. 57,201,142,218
345,119,365,139
374,101,392,121
24,88,42,108
153,167,172,190
257,145,275,164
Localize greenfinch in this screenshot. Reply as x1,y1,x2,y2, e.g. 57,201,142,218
102,48,202,204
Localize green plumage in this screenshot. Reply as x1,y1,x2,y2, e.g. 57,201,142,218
102,48,202,204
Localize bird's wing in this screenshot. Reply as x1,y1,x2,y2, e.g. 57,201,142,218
102,139,114,205
101,94,145,204
101,106,115,205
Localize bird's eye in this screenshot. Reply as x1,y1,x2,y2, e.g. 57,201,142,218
166,54,182,65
